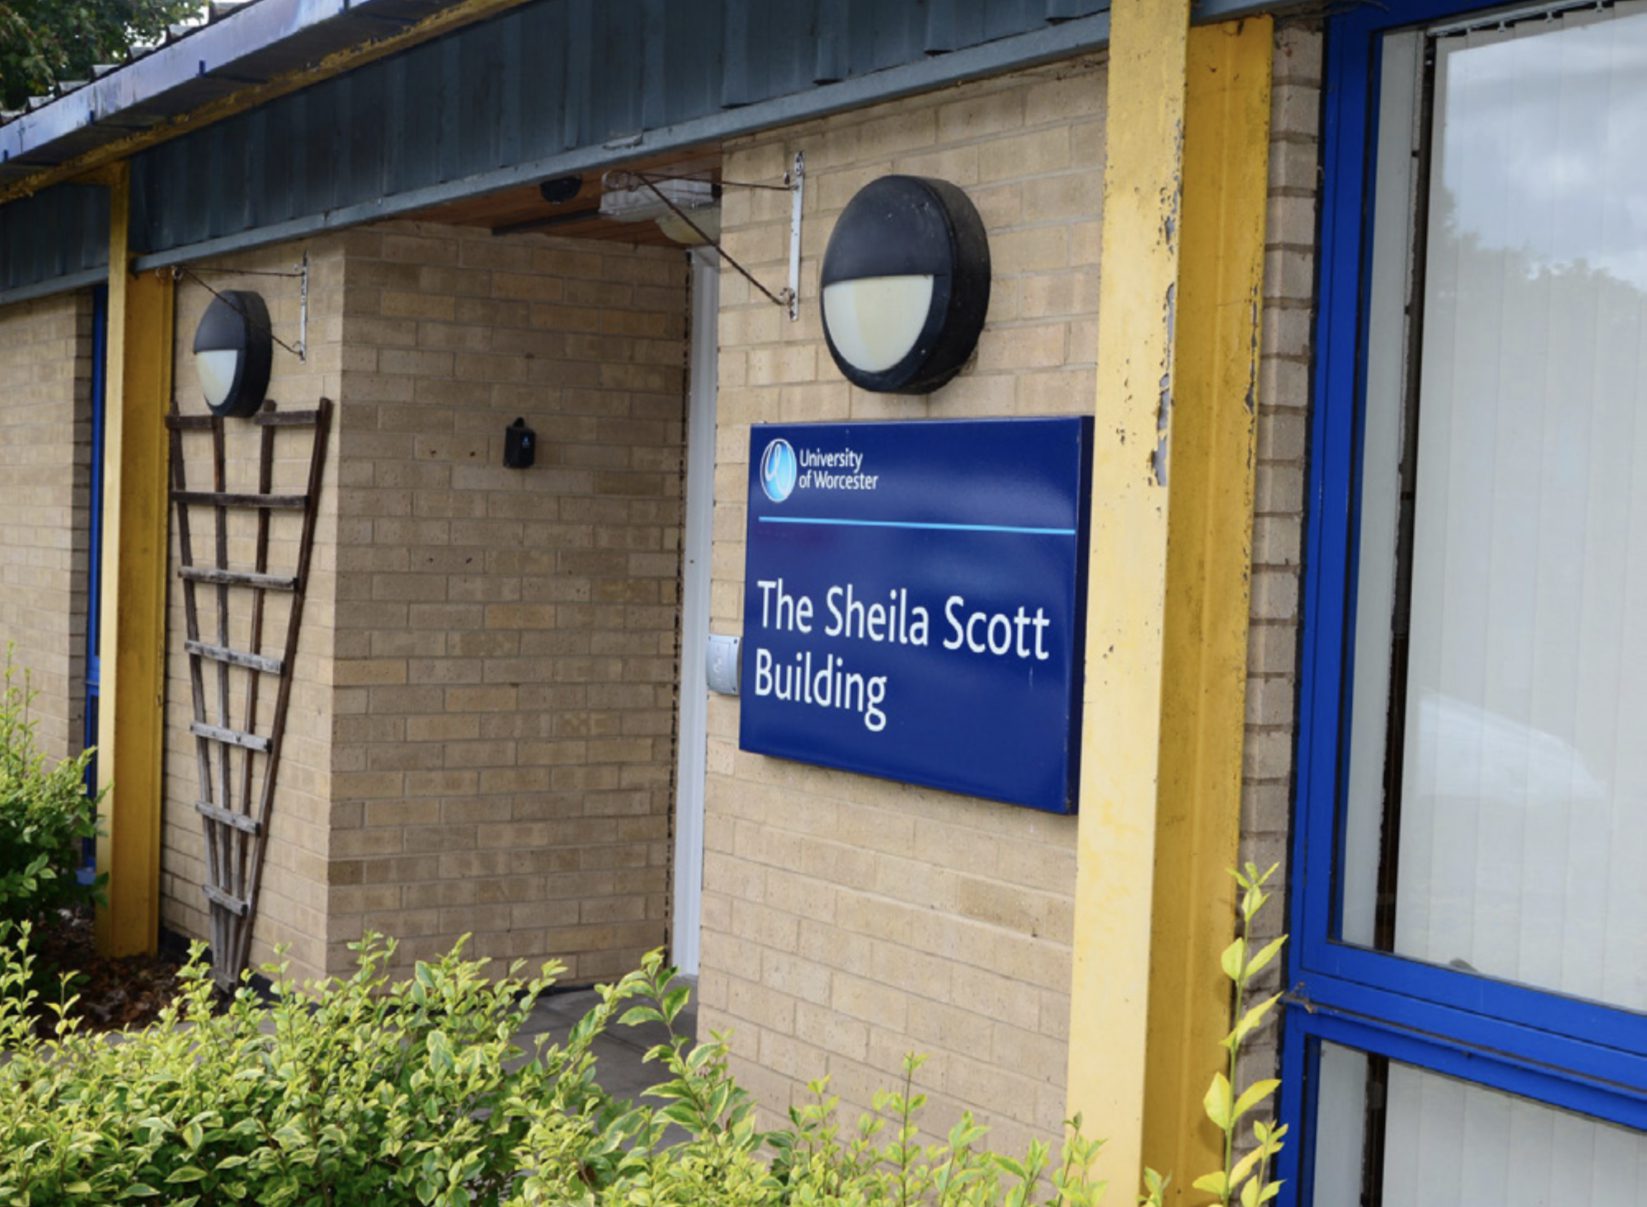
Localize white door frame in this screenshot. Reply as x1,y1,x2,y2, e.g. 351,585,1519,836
671,251,718,977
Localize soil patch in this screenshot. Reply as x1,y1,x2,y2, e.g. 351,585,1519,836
19,906,183,1035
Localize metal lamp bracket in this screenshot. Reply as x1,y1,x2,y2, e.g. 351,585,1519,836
611,151,805,321
172,253,309,361
784,151,804,321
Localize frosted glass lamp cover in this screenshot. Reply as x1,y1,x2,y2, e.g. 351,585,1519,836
822,275,935,373
191,291,272,418
196,349,240,409
820,175,990,394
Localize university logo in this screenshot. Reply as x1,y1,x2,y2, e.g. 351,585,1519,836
760,438,798,503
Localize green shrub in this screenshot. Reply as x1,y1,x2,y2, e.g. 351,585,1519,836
0,867,1286,1206
0,655,101,929
1181,861,1288,1207
512,956,1107,1206
0,932,1105,1206
0,931,616,1204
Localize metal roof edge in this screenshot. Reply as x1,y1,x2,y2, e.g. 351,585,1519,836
0,0,351,163
5,0,1307,292
2,0,1296,189
0,0,530,204
0,266,107,309
1193,0,1296,19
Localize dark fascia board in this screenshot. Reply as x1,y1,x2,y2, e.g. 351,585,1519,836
0,0,355,168
124,0,1304,272
130,11,1116,271
0,266,107,308
2,0,1299,300
3,0,1290,171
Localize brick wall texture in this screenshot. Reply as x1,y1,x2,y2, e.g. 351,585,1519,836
1238,19,1321,1087
702,24,1320,1152
322,222,688,981
166,240,347,980
159,224,689,983
703,56,1105,1158
0,292,93,763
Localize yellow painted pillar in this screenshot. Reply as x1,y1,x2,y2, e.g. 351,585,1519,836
1067,7,1272,1197
1067,0,1192,1187
1144,17,1273,1200
94,161,173,956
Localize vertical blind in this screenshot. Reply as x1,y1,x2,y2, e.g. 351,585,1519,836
1328,4,1647,1199
1314,1045,1647,1205
1396,0,1647,1014
1347,0,1647,1016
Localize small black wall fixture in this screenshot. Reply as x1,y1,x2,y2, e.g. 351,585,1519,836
192,290,273,418
504,417,536,468
540,174,583,204
820,175,991,395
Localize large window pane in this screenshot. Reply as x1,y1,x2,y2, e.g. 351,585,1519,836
1312,1043,1647,1205
1342,3,1647,1013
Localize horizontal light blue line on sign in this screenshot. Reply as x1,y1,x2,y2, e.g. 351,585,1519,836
758,516,1076,536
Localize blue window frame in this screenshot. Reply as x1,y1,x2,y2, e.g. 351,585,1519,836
1279,1,1647,1199
80,284,107,882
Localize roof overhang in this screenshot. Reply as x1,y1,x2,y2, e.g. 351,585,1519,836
0,0,511,194
0,0,1295,305
1,0,1285,197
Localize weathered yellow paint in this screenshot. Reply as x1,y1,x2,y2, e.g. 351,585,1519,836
1069,8,1273,1194
1144,17,1273,1201
12,0,532,205
94,162,173,957
1066,0,1191,1190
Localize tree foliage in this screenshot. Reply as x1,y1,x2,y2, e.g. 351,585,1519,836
0,0,206,112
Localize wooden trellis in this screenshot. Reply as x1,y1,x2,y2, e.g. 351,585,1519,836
166,398,332,990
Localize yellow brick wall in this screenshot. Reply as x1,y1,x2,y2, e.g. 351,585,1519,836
324,221,689,980
0,292,94,762
706,26,1320,1152
706,57,1105,1156
165,242,345,981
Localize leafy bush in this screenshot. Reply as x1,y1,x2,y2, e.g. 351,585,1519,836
0,933,1105,1206
1183,862,1287,1207
0,932,595,1204
0,867,1286,1206
511,957,1107,1206
0,655,101,929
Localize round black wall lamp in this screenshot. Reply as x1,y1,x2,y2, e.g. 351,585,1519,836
820,175,990,395
193,290,273,418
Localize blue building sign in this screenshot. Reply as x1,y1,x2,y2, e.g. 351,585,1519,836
740,417,1093,813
